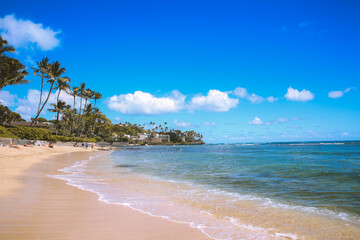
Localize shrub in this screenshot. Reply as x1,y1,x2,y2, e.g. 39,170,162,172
6,126,96,142
50,135,96,143
0,126,19,139
7,126,52,140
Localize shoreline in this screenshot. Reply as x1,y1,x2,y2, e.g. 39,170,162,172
0,145,96,197
0,147,210,240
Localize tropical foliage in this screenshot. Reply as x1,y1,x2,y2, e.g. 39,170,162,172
0,104,25,125
0,36,29,92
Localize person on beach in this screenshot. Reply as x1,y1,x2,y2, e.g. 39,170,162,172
74,142,78,147
48,142,54,148
9,140,20,149
86,143,88,149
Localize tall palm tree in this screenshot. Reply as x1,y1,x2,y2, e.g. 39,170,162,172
31,57,49,119
79,88,93,136
78,83,86,116
48,100,66,135
76,83,86,137
71,86,79,111
68,86,79,135
93,92,102,109
88,91,103,136
32,61,67,125
54,77,71,103
0,36,29,92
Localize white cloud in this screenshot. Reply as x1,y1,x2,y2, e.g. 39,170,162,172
284,87,314,102
328,87,354,99
202,122,216,127
0,90,17,106
232,87,277,103
189,89,238,112
341,132,349,137
115,117,121,122
248,117,263,125
233,87,248,98
107,90,185,115
0,14,60,51
266,96,278,103
250,116,299,126
174,119,191,128
15,89,77,120
247,93,264,104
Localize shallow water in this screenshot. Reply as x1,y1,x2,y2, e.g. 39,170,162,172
51,142,360,239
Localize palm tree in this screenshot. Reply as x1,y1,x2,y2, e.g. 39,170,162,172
0,36,15,56
71,86,79,111
58,104,72,136
76,83,86,136
31,61,67,125
83,88,93,110
32,57,50,119
93,92,102,109
54,77,71,104
68,86,79,135
78,83,86,116
0,36,29,92
48,100,67,135
79,88,94,136
90,91,103,134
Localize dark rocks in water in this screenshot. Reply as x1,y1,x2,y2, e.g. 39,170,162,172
114,164,137,168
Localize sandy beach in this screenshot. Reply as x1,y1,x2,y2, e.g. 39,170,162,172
0,146,210,240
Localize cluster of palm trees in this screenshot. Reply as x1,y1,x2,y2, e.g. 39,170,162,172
31,57,103,137
149,121,169,132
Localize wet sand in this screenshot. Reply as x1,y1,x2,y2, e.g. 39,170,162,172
0,148,210,240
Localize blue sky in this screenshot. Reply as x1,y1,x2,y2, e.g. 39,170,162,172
0,0,359,143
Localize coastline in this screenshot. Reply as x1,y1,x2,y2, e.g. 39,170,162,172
0,147,210,240
0,145,96,197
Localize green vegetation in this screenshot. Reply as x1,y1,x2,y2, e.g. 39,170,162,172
0,126,19,139
0,36,204,145
0,36,29,92
0,104,25,125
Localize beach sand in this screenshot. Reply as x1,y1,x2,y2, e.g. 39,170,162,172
0,146,210,240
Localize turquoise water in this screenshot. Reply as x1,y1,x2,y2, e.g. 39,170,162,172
112,142,360,216
52,142,360,239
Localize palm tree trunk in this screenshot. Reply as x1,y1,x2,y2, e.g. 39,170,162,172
30,82,55,126
76,95,83,137
35,76,44,125
55,89,62,135
79,98,88,137
70,95,76,135
55,110,59,135
91,99,97,137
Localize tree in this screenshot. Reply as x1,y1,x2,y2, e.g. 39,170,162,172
32,61,67,125
54,77,71,104
91,92,103,135
0,36,29,92
32,57,50,118
76,83,86,136
48,100,67,135
0,104,24,125
69,86,79,134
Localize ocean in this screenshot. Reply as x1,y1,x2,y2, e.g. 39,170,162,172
51,142,360,239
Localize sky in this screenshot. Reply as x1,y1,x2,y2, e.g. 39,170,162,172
0,0,359,143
